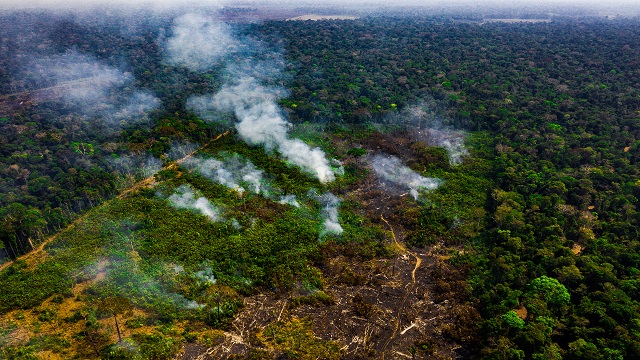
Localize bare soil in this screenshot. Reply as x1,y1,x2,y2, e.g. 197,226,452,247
175,131,475,359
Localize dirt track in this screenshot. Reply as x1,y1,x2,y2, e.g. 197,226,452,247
0,131,229,274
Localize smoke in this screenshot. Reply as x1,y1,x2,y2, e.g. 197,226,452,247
278,194,300,208
194,266,217,285
111,155,162,178
310,191,343,236
165,13,335,183
388,101,468,165
371,154,442,200
167,184,222,221
29,50,127,86
168,141,199,161
184,154,305,210
165,13,235,72
184,155,269,195
113,91,160,121
26,50,159,124
332,159,345,176
427,129,468,165
202,76,336,183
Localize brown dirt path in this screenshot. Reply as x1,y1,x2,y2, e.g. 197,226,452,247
0,131,229,273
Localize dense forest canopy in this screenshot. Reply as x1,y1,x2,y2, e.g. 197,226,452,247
0,4,639,359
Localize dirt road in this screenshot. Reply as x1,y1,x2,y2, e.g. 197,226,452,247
0,131,229,273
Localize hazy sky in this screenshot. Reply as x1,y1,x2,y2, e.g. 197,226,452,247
1,0,638,10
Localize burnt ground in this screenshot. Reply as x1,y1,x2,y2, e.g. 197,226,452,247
179,248,469,359
178,236,476,359
176,131,479,359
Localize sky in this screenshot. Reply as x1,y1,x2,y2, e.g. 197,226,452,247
0,0,638,11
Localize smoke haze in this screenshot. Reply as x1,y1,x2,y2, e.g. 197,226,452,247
371,154,442,200
169,141,199,161
85,256,205,310
206,76,336,183
165,12,335,183
168,184,222,221
1,0,638,12
184,155,269,195
111,155,162,178
165,13,235,72
310,191,343,236
26,50,159,125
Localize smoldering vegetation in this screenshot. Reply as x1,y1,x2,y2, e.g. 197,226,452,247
176,148,342,238
310,191,343,236
164,12,336,183
165,184,222,222
82,256,205,311
371,153,442,200
385,101,469,165
184,154,270,196
183,153,303,208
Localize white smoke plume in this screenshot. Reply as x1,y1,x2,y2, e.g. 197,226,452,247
332,159,345,176
371,154,442,200
165,13,235,71
422,128,468,165
278,194,300,208
203,77,335,183
184,155,269,195
310,191,343,236
27,50,159,124
388,101,468,165
194,266,217,285
166,13,335,183
168,184,222,221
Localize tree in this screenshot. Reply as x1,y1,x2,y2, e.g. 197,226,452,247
80,310,111,357
524,276,570,317
97,296,134,343
502,310,525,329
203,284,241,328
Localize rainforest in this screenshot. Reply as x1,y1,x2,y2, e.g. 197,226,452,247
0,2,639,359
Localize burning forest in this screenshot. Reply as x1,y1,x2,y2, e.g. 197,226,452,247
2,2,639,360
